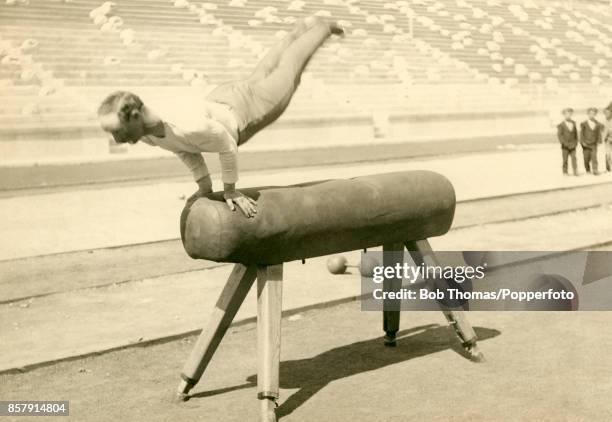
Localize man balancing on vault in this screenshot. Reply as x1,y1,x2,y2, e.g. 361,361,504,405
97,17,344,218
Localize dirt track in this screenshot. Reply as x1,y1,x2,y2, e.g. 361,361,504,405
3,146,612,421
2,301,612,422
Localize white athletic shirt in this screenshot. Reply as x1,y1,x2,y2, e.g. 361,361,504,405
140,102,240,184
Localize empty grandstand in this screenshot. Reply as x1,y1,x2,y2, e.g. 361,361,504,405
1,0,611,162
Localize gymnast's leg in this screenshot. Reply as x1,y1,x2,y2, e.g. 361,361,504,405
248,19,310,82
249,17,343,82
255,19,341,89
238,19,342,142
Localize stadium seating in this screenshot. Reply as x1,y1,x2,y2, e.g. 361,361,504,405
0,0,611,160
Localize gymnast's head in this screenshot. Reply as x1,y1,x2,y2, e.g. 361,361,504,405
97,91,149,144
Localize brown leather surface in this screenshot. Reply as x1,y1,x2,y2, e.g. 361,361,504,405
180,171,455,264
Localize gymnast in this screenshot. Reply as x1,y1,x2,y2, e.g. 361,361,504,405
97,17,344,218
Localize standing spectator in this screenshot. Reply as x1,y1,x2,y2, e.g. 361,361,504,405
557,107,579,176
603,104,612,172
579,107,603,175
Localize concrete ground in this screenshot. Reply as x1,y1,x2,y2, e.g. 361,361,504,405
2,302,612,422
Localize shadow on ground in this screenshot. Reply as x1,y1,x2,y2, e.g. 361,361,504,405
190,324,500,419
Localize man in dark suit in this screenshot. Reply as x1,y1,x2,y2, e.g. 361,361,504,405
580,107,603,175
604,104,612,172
557,107,579,176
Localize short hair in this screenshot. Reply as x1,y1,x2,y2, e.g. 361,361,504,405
606,102,612,112
97,91,143,124
562,107,574,114
587,107,598,113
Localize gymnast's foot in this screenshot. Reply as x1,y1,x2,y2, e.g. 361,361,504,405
329,21,345,36
304,15,345,36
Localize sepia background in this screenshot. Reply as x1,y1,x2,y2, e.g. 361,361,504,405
2,0,612,420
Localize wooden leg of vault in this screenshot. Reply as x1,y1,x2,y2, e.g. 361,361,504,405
257,264,283,422
382,243,404,346
405,240,485,362
176,264,257,401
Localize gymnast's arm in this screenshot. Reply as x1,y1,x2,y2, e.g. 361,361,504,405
174,151,212,195
216,138,258,219
189,119,257,218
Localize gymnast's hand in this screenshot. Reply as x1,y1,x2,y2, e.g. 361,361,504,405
223,184,257,218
